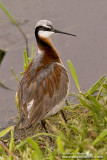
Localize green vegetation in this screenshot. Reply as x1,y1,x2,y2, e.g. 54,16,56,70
0,3,107,160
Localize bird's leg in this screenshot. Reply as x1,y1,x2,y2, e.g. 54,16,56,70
41,120,48,133
41,120,52,142
60,109,67,123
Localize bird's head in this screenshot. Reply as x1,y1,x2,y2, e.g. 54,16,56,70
35,20,76,39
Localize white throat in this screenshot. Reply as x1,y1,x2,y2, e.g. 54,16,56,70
38,30,54,38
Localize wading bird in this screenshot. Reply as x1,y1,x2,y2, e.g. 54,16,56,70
18,20,76,129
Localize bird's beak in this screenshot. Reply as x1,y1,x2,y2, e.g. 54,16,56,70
54,29,76,37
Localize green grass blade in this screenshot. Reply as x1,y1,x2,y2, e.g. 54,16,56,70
92,129,107,146
15,92,20,120
68,60,81,93
85,75,105,96
89,97,103,121
47,148,54,160
0,126,14,138
0,146,7,160
79,95,103,122
56,136,64,153
28,42,34,63
89,96,101,110
15,141,27,150
9,130,14,160
0,3,16,25
0,81,13,91
24,48,28,71
11,67,19,82
27,138,42,160
78,96,92,111
27,138,38,149
31,42,34,60
97,77,107,101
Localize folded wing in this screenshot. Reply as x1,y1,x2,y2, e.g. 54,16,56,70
18,61,69,128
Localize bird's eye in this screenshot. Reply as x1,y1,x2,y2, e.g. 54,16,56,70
47,25,51,28
36,25,52,32
43,26,52,31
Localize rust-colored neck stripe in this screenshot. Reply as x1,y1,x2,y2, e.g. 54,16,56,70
36,34,61,64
